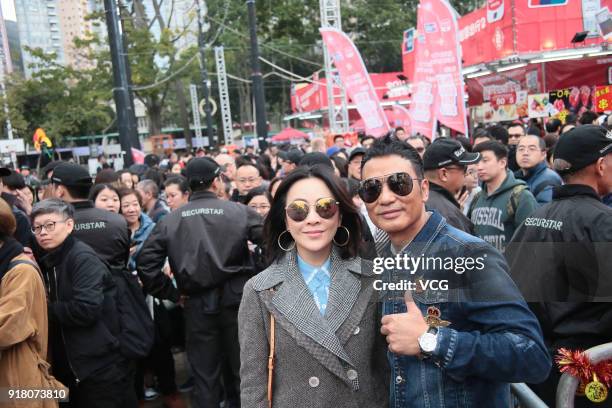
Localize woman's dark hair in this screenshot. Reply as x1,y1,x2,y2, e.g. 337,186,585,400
264,165,362,263
268,177,283,196
94,169,119,184
117,187,143,209
89,183,120,202
164,176,190,194
330,155,348,178
244,186,271,206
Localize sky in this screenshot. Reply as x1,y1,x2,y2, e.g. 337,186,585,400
1,0,15,21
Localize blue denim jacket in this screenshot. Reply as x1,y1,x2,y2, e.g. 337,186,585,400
381,211,551,408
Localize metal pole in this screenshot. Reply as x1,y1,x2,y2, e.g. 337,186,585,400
103,0,136,166
246,0,268,151
196,0,215,147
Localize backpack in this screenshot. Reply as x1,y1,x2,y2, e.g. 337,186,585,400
108,266,155,359
468,185,527,219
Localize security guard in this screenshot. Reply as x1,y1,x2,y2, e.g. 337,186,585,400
137,157,263,408
50,162,130,270
506,125,612,407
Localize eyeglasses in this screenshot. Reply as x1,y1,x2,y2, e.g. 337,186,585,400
444,166,467,174
285,198,339,222
358,172,421,203
31,220,67,235
237,177,260,183
517,146,543,153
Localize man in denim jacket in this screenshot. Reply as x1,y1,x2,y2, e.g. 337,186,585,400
359,136,551,408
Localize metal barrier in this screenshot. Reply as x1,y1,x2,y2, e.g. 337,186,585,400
557,342,612,408
511,382,549,408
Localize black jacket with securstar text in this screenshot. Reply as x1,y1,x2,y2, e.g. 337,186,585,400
136,190,263,304
71,201,131,271
506,184,612,351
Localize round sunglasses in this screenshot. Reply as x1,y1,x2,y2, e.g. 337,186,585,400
358,172,421,203
285,197,340,222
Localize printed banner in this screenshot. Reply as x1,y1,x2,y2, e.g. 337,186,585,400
409,0,469,138
593,85,612,112
528,93,559,118
320,28,391,137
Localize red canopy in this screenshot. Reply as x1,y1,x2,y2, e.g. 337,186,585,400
270,127,309,142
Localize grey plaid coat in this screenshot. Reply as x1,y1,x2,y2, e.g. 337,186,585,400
238,248,389,408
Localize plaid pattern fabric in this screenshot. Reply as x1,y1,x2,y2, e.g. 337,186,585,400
374,228,390,256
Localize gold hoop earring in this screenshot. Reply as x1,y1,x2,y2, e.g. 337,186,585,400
333,226,350,247
277,230,295,252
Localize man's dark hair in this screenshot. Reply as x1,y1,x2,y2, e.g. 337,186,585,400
333,134,345,142
360,135,375,145
361,134,424,179
395,126,405,133
164,176,190,194
94,169,119,184
472,128,492,143
565,113,578,125
487,125,509,145
31,198,75,222
473,140,509,161
579,110,598,125
1,172,26,190
455,136,472,152
63,184,91,200
264,165,362,263
142,168,164,190
520,134,546,150
545,119,562,133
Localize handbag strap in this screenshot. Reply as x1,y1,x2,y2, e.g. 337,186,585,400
267,312,275,408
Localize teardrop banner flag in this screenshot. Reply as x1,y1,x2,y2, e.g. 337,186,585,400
320,27,391,137
410,0,469,138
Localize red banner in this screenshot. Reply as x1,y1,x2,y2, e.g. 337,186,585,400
594,85,612,112
409,0,468,138
320,28,391,137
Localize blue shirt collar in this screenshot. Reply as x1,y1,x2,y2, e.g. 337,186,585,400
297,253,331,274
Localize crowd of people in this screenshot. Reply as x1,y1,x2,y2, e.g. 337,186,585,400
1,108,611,408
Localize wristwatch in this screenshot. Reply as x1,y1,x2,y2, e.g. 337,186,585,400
417,326,439,356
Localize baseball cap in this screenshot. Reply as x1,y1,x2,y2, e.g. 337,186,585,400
51,163,93,186
186,157,221,183
348,147,366,163
553,125,612,174
423,139,481,170
299,152,334,169
0,167,11,177
278,149,304,165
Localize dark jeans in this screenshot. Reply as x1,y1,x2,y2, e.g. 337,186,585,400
183,293,240,408
135,336,177,399
60,360,137,408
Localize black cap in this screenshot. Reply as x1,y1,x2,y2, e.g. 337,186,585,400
423,139,481,170
348,147,366,162
553,125,612,174
186,157,221,183
278,149,304,165
0,167,11,177
42,160,62,180
51,163,93,186
298,152,333,169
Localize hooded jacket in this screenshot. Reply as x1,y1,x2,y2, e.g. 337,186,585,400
468,170,538,253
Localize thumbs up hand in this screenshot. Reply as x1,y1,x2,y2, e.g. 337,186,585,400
380,291,429,356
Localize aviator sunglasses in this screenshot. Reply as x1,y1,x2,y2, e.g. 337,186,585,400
285,197,340,222
358,172,421,203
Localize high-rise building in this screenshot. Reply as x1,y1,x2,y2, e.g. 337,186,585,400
6,21,23,74
14,0,64,77
0,5,13,76
57,0,94,69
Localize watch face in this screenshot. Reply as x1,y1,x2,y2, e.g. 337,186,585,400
419,332,437,353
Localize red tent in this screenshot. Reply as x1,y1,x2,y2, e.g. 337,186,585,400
270,127,309,142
